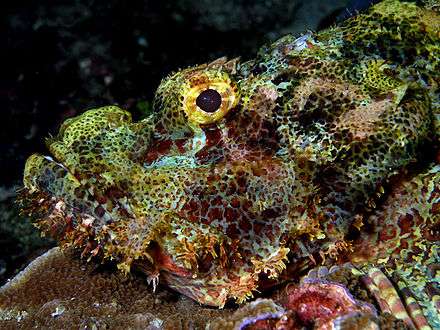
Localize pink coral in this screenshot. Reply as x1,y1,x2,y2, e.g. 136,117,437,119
278,280,376,329
210,279,377,330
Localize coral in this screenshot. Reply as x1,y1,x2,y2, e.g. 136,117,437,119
302,264,374,305
1,250,416,329
0,247,230,329
210,279,378,330
208,298,286,330
278,280,376,329
300,265,414,329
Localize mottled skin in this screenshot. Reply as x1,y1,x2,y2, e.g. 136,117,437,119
20,0,439,326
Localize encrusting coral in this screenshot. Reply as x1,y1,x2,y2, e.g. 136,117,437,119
0,247,231,329
0,247,410,329
10,0,440,328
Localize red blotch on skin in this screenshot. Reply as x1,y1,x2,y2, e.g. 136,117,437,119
195,126,224,163
225,207,239,223
174,138,188,153
379,227,397,241
399,239,409,250
239,217,252,231
226,223,238,238
188,213,199,223
195,148,210,162
201,200,210,212
397,214,414,234
184,199,199,212
155,140,173,153
412,209,425,227
236,176,247,193
306,40,315,49
207,207,222,221
203,126,222,146
262,208,280,219
65,215,75,233
197,254,214,273
180,199,202,223
144,139,173,163
230,197,241,208
241,200,253,212
253,222,264,236
95,193,107,204
432,202,439,215
106,187,126,199
212,196,223,206
423,222,440,241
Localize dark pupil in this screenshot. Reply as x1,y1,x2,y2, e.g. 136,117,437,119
196,89,222,113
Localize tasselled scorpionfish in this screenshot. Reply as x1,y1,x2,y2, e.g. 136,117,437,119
20,0,439,326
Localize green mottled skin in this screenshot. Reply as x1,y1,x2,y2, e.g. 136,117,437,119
20,0,439,326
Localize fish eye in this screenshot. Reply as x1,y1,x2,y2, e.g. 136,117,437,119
155,67,239,128
196,89,222,113
180,71,238,126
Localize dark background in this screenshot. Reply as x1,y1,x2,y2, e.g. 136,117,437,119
0,0,350,284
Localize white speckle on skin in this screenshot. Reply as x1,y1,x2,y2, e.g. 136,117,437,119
51,305,65,318
293,32,313,51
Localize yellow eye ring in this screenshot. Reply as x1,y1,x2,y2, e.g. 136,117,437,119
182,74,238,125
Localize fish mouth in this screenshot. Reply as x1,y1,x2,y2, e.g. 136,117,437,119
19,143,307,308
